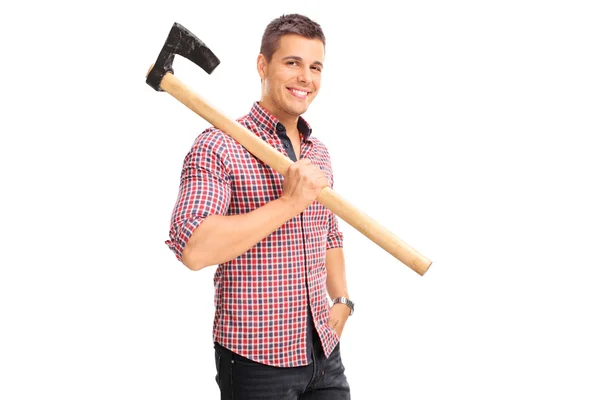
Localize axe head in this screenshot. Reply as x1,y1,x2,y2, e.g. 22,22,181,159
146,22,220,91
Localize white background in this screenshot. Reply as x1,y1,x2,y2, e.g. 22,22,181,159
1,0,599,399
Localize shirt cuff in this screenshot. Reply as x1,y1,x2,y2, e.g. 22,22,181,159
326,231,344,250
165,216,205,262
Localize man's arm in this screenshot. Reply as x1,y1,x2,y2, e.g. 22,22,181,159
324,200,351,337
326,247,351,338
325,247,349,300
182,158,328,271
324,184,348,301
182,197,303,270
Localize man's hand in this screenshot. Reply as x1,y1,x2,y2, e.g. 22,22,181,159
281,158,329,212
327,303,351,339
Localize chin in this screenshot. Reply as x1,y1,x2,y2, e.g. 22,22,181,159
289,103,310,116
291,108,308,116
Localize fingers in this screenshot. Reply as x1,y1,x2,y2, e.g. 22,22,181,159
288,158,321,174
300,160,327,186
328,305,349,339
281,159,328,210
290,158,320,170
286,159,328,187
328,318,343,338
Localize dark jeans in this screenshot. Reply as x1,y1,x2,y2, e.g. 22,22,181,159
213,331,351,399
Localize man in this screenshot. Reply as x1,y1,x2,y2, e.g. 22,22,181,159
165,13,353,399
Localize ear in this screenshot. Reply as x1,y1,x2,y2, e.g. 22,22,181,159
257,54,267,80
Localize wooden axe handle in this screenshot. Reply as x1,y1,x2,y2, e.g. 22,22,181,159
157,71,432,275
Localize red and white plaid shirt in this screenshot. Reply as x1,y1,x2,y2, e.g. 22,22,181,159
166,102,344,367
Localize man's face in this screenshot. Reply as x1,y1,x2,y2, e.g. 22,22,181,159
258,34,324,121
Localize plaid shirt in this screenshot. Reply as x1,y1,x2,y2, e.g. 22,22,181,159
166,102,344,367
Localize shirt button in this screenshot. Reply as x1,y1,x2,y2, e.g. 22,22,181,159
276,123,285,132
284,143,289,148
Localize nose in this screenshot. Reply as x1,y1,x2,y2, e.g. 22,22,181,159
297,66,312,85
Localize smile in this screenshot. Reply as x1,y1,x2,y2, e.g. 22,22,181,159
288,88,310,99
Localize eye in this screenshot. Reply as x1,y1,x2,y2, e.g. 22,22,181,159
311,65,322,72
286,61,299,66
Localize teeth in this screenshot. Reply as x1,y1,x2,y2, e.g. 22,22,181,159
291,89,308,96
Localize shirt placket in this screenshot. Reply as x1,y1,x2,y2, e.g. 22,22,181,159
272,124,315,364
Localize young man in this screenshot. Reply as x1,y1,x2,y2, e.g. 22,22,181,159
165,13,353,399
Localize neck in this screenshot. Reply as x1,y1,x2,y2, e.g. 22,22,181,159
258,100,299,134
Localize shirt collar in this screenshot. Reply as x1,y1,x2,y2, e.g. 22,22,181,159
248,101,312,141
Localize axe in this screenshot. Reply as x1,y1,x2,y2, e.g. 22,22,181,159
146,22,432,276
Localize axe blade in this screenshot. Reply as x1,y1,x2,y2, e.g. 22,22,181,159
146,22,221,91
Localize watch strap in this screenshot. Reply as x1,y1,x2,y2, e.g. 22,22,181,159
332,296,354,316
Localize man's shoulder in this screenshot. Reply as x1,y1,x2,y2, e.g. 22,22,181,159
194,111,256,140
193,123,241,150
236,112,260,131
195,126,227,141
309,134,326,146
308,135,331,156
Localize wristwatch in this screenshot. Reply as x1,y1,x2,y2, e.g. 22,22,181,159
332,297,354,316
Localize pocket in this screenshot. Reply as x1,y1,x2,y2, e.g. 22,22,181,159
214,343,222,385
231,352,262,366
328,321,340,340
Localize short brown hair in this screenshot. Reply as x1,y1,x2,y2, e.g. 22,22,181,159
260,14,326,62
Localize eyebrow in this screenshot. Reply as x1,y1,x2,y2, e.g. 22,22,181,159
282,55,324,68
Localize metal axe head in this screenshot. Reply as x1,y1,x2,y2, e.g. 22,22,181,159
146,22,220,91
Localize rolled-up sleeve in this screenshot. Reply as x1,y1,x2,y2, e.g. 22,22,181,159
326,210,344,249
165,129,231,261
325,170,343,249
